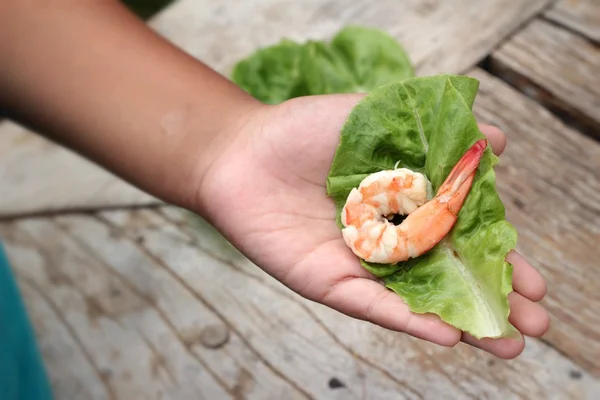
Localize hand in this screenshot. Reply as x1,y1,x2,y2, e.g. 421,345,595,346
195,93,549,359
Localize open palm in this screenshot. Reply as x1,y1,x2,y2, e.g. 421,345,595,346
198,94,549,359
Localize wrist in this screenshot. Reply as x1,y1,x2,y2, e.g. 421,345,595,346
181,92,268,214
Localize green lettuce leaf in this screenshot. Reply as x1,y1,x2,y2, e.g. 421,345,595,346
231,26,414,103
329,25,414,90
326,75,519,339
231,39,307,104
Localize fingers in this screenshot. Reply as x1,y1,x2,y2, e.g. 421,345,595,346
469,123,548,359
507,292,550,337
322,258,550,360
478,124,506,156
461,251,550,359
461,333,525,360
321,277,461,347
508,251,547,302
461,292,550,359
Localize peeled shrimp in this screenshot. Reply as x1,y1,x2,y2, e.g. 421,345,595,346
341,139,487,264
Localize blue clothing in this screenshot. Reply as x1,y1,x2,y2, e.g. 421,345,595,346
0,243,53,400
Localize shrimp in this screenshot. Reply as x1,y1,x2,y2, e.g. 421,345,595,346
341,139,487,264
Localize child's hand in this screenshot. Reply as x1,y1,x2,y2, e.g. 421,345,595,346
195,94,549,359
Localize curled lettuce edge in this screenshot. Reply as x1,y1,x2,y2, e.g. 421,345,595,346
326,74,520,339
230,25,415,103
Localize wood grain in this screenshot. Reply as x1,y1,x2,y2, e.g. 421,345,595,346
2,215,308,400
18,281,113,400
489,19,600,139
0,0,550,217
469,68,600,376
545,0,600,43
151,0,549,77
2,207,598,400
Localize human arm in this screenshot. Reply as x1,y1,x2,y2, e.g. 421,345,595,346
0,0,261,209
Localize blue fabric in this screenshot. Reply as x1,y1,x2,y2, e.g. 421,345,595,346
0,243,53,400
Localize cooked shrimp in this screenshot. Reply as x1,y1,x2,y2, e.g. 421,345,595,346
341,139,487,264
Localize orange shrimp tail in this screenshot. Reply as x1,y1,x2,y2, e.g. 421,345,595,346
437,139,486,198
446,173,475,215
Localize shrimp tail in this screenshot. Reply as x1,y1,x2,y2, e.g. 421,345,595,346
436,139,487,213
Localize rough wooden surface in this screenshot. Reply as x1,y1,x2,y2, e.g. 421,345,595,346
151,0,550,77
0,0,550,217
489,19,600,139
2,68,600,399
1,207,598,400
545,0,600,42
0,121,160,217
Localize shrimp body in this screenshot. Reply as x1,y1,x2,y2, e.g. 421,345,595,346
341,139,487,264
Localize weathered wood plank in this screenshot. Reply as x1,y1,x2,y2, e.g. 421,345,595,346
151,0,549,76
17,281,111,400
0,216,304,400
0,0,550,216
489,19,600,139
1,218,233,399
545,0,600,43
0,121,160,217
2,207,597,399
468,67,600,376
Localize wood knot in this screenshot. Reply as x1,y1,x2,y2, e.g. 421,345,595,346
328,377,346,389
200,324,230,349
569,370,583,380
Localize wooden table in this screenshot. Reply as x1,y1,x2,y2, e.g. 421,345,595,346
1,1,599,398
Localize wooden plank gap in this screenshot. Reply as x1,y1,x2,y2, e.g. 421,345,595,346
541,14,600,46
489,18,600,141
545,0,600,44
0,203,165,222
